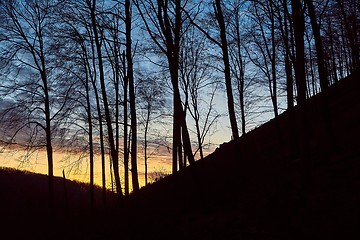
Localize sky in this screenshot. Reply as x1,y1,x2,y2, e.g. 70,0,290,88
0,137,221,191
0,0,288,191
0,146,170,190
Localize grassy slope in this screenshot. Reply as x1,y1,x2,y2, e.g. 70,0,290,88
0,70,359,239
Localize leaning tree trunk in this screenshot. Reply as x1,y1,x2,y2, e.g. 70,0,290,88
214,0,239,140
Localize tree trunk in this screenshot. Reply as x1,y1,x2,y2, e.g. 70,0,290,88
135,0,194,172
41,62,54,208
89,0,123,196
122,51,130,196
193,108,204,160
163,0,194,173
170,60,195,170
114,35,121,196
336,0,360,71
270,3,278,118
172,96,181,173
144,105,150,186
214,0,239,140
291,0,312,195
87,26,107,206
99,106,107,206
234,5,246,135
126,0,139,192
291,0,307,105
91,70,107,206
305,0,328,91
180,106,195,166
45,119,54,208
282,0,294,109
84,62,95,209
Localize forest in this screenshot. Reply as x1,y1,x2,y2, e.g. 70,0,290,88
0,0,359,211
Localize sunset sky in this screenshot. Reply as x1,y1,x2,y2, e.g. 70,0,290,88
0,134,221,191
0,0,338,194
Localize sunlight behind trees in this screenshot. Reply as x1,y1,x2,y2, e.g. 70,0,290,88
0,0,358,199
0,146,174,191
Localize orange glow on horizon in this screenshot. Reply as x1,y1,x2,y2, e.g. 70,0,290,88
0,147,173,191
0,141,218,192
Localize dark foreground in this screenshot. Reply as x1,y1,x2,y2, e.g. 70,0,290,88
1,70,359,239
125,70,360,240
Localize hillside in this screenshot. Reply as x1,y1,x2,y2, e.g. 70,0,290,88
126,70,360,240
0,168,117,239
1,70,359,240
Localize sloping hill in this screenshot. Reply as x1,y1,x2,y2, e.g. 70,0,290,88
0,71,359,240
0,168,117,239
127,70,360,240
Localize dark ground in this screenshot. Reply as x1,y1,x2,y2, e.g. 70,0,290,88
1,70,359,239
125,69,360,240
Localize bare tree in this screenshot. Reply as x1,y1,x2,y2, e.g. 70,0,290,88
335,0,359,71
185,0,239,139
134,0,195,173
102,7,127,196
56,21,97,207
304,0,329,91
125,0,140,192
0,0,75,207
291,0,307,105
86,0,123,196
279,0,295,109
212,0,240,139
246,0,281,118
137,75,166,185
227,0,247,135
179,27,221,159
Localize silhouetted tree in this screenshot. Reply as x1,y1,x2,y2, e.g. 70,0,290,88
179,27,222,159
134,0,195,173
1,0,359,204
184,0,239,139
304,0,329,91
280,0,295,109
102,7,128,196
227,0,247,135
213,0,240,139
137,75,166,185
291,0,307,105
247,0,280,118
86,0,123,196
335,0,359,71
57,22,97,208
125,0,140,192
0,0,74,207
